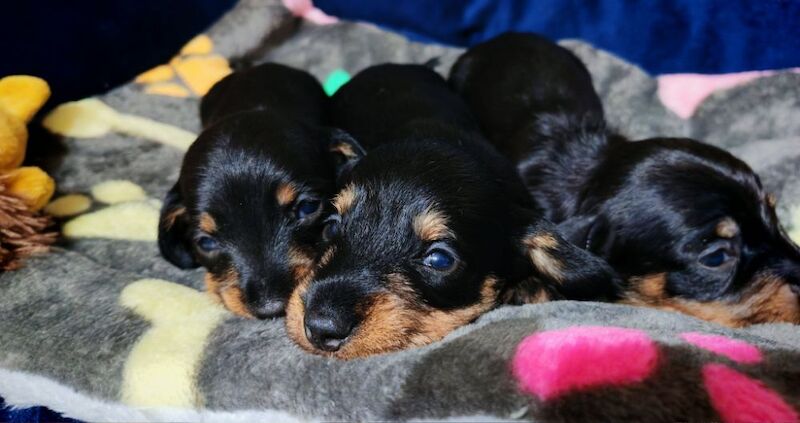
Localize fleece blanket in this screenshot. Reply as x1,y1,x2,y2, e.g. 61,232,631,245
3,1,800,421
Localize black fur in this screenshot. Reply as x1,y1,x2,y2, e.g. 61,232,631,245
450,33,800,323
290,64,619,358
158,63,350,319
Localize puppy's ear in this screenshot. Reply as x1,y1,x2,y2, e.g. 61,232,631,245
512,211,621,301
327,128,366,182
158,183,199,269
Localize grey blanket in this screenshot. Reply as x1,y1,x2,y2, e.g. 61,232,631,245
2,1,800,421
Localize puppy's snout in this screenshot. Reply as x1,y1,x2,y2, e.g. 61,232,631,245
250,298,286,319
301,277,365,352
244,275,291,319
304,312,354,352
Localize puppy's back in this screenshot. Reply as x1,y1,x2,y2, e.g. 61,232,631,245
201,63,327,128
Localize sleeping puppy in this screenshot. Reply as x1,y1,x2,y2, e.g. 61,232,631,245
449,32,800,326
285,63,619,359
158,63,339,319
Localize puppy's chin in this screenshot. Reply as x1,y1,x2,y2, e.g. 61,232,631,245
285,276,499,359
622,273,800,326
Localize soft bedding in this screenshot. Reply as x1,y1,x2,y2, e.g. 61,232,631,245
2,1,800,421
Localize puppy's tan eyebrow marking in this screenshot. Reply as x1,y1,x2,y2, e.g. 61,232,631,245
199,212,217,233
523,233,564,283
716,217,740,239
333,184,357,215
413,207,454,241
276,182,298,206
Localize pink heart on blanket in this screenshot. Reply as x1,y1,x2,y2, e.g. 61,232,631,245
512,326,659,401
703,363,799,423
680,332,762,364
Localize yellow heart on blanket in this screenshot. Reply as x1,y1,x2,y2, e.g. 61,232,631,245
60,180,160,241
42,98,196,151
135,34,232,98
120,278,229,407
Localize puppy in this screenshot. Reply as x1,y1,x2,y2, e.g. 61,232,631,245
285,64,619,359
158,63,340,319
450,33,800,326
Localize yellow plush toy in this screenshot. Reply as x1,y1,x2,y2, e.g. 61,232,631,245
0,75,55,210
0,75,57,270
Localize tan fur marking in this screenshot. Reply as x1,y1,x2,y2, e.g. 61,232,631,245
285,278,313,352
330,142,358,158
622,272,800,326
288,245,315,286
161,206,186,230
524,234,564,283
526,234,559,249
220,286,253,318
199,212,217,233
204,268,253,318
203,272,223,303
284,274,501,360
411,277,498,346
715,218,740,239
634,273,668,299
318,246,337,268
276,183,298,206
333,184,356,215
413,207,454,241
766,193,778,208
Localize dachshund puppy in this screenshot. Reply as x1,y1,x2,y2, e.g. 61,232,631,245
450,32,800,326
285,64,619,359
159,63,340,319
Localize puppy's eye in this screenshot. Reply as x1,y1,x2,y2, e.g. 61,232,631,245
196,235,219,253
423,248,457,271
322,217,340,242
699,247,734,268
296,199,321,220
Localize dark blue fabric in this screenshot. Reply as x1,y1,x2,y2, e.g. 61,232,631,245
0,396,82,423
315,0,800,75
1,0,237,110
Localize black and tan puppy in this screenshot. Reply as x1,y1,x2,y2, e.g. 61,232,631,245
159,63,340,319
285,64,619,359
450,33,800,326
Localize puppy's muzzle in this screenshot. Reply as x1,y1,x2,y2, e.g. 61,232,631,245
301,277,363,352
244,274,293,319
304,311,354,352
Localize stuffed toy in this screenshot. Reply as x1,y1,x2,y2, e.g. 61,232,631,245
0,75,57,270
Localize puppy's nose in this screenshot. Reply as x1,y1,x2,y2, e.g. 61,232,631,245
249,298,286,319
304,314,353,352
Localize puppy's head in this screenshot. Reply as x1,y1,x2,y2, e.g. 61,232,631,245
158,112,350,318
565,138,800,325
285,139,521,358
449,32,604,150
286,139,615,358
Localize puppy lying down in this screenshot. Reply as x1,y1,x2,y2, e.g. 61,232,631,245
159,63,341,319
450,33,800,326
285,63,618,359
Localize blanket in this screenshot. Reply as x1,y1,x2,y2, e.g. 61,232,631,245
2,1,800,421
